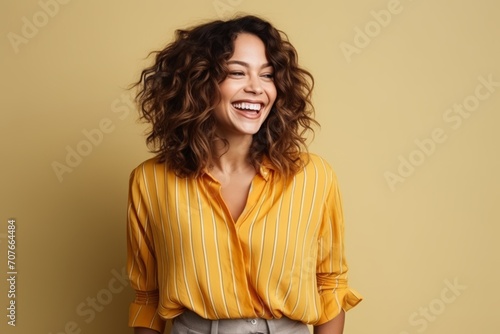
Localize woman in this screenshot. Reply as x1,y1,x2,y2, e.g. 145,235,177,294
127,15,362,334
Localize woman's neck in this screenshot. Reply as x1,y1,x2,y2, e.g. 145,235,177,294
211,135,254,174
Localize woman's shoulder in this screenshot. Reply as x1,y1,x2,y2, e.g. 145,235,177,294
129,156,169,179
299,153,341,190
301,152,335,173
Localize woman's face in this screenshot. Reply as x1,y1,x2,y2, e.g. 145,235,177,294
213,33,277,140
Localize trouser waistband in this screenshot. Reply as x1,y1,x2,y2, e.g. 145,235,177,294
172,310,309,334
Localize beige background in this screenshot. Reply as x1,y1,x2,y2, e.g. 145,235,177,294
1,0,499,333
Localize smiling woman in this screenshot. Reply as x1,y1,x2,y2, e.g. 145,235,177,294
128,15,362,334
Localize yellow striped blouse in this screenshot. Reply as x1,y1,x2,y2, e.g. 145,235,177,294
127,153,362,332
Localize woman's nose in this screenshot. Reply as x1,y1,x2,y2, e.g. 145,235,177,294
244,75,263,94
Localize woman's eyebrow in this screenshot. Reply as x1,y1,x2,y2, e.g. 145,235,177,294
226,60,273,69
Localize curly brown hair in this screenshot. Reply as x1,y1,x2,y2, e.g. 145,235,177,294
134,15,317,178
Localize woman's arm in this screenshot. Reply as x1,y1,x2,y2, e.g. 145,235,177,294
127,167,166,332
134,327,160,334
313,310,345,334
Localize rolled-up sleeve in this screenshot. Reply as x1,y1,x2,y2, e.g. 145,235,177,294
127,166,166,333
316,168,362,325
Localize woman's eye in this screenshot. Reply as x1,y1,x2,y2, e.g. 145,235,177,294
229,71,244,76
262,73,274,79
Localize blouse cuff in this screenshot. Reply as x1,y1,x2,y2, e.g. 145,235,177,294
316,286,363,325
128,290,166,333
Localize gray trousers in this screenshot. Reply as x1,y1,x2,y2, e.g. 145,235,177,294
171,310,310,334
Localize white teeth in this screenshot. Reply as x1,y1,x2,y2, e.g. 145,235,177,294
232,102,261,111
